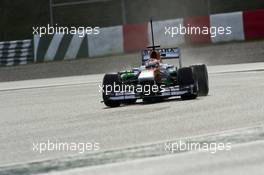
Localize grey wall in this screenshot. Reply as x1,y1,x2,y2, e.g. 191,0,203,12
125,0,209,23
54,0,123,26
210,0,264,14
0,0,49,41
1,0,264,41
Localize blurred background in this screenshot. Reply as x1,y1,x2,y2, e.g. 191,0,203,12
1,0,264,41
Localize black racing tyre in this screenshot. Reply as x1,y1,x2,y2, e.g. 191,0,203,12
142,97,164,103
123,99,137,104
180,92,197,100
142,98,154,103
178,67,197,100
191,64,209,96
178,67,195,86
102,73,122,107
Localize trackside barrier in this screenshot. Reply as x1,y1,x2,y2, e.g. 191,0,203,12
88,26,123,57
148,18,185,47
32,9,264,63
184,16,211,44
243,9,264,40
123,23,149,53
33,34,88,62
210,12,245,43
0,40,33,66
0,8,258,66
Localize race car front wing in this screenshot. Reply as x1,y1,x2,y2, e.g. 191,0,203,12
104,85,196,101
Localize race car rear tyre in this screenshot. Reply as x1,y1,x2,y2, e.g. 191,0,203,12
191,64,209,96
102,73,122,107
178,67,198,100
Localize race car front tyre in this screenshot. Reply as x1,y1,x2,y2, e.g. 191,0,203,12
191,64,209,96
123,99,137,104
102,73,122,107
178,67,198,100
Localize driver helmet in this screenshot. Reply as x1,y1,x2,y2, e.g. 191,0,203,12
150,50,161,61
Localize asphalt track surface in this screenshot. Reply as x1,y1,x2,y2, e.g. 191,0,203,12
42,140,264,175
0,40,264,174
0,62,264,174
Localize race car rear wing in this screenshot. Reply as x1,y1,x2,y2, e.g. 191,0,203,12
141,47,182,67
142,19,182,67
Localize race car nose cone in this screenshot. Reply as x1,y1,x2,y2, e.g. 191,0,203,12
138,70,155,82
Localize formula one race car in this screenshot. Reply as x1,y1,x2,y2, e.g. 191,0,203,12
102,20,209,107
